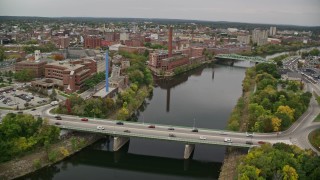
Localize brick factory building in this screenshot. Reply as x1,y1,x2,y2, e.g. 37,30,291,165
84,35,102,49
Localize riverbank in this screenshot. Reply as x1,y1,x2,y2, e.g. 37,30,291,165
219,67,256,180
0,132,101,180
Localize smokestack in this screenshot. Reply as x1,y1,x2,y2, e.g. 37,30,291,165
168,26,173,57
105,50,109,92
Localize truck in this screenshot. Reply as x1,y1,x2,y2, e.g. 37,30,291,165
50,101,58,106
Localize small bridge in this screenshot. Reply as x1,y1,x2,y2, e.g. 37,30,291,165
215,54,267,63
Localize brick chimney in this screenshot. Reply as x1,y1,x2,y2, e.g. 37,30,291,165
168,26,173,57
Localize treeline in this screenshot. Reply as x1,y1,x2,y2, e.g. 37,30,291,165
23,43,57,54
83,72,105,91
144,42,167,50
228,63,311,132
240,43,319,56
301,48,320,58
0,113,60,163
237,143,320,179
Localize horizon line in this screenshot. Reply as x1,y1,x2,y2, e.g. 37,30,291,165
1,15,319,28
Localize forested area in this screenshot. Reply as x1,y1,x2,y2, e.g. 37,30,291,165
228,63,312,132
237,143,320,179
0,113,60,163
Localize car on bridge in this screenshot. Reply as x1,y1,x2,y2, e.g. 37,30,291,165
199,136,206,140
148,125,155,128
246,132,253,137
191,128,198,132
81,118,88,122
116,122,124,125
97,126,105,130
224,138,232,143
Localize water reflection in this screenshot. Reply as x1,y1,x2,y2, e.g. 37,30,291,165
19,139,221,180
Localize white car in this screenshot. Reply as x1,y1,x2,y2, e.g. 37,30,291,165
224,138,232,143
96,126,105,130
199,136,206,140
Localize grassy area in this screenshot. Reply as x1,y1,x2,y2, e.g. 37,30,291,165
315,113,320,122
308,129,320,152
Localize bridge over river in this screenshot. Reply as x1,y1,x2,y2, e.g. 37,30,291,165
215,54,268,63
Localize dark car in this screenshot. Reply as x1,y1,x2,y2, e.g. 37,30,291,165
55,116,62,120
124,130,131,133
168,127,175,130
148,125,155,128
81,118,88,121
169,134,176,137
246,141,253,145
191,128,198,132
55,122,61,125
116,122,124,125
31,108,36,111
17,111,23,114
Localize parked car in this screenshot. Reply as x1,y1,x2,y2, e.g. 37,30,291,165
148,125,155,128
169,133,176,137
224,138,232,143
116,122,124,125
97,126,105,130
191,128,198,132
81,118,88,121
168,127,175,130
199,136,206,140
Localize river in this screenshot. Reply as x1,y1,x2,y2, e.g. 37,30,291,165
18,61,252,180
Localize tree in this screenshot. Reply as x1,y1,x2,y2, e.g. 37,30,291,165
53,54,64,61
271,117,281,132
282,165,299,180
14,69,34,82
50,89,57,100
0,47,6,61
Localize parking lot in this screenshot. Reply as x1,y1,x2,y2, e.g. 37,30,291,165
0,89,50,109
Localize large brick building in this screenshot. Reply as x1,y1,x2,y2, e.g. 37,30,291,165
42,60,96,93
15,60,47,78
84,35,102,49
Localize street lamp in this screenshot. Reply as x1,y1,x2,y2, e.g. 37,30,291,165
141,113,145,124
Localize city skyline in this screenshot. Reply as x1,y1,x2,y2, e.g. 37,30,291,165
1,0,320,26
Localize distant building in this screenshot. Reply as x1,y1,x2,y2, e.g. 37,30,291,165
269,27,277,36
237,35,251,44
252,29,268,46
84,35,102,49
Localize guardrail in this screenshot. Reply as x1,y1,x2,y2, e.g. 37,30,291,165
60,125,253,148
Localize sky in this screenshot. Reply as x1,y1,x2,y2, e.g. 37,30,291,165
1,0,320,26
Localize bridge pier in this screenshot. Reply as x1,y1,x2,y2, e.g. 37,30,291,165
113,136,130,151
184,144,195,159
